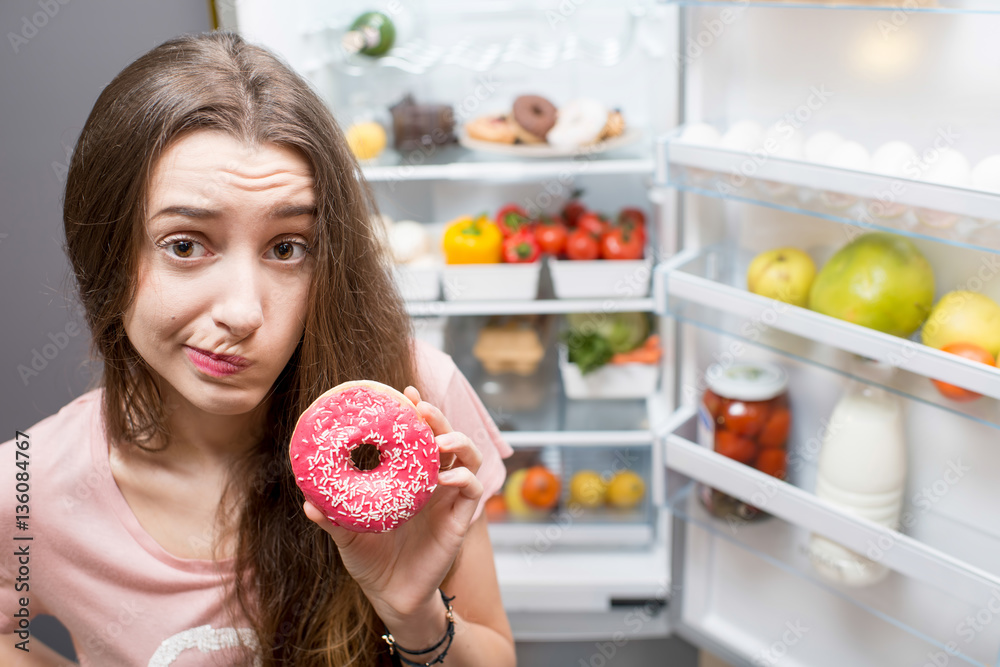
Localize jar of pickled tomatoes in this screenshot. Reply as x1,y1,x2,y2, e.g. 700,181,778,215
698,362,791,522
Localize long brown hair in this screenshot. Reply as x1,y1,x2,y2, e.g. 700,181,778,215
63,31,415,666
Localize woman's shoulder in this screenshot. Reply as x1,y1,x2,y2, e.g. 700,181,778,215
1,388,103,469
411,339,460,400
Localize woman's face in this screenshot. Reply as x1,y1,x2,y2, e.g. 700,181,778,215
124,130,317,417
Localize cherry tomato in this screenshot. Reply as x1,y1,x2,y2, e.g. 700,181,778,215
562,196,587,227
715,430,757,465
495,204,531,238
755,449,787,480
521,465,560,510
600,227,644,260
565,228,600,261
931,342,996,402
577,211,609,238
534,215,568,255
722,400,771,438
702,389,723,420
757,407,791,449
502,230,541,263
617,207,647,229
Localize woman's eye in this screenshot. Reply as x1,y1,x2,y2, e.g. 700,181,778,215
270,240,308,261
160,238,205,259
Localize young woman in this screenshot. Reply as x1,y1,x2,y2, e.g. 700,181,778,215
0,32,515,667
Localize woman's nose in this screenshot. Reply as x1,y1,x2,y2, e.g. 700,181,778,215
210,258,265,338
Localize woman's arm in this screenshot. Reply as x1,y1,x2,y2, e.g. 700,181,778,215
0,636,78,667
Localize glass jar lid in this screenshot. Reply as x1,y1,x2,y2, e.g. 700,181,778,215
705,361,788,402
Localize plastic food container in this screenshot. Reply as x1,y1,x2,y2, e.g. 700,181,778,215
558,345,660,400
548,256,653,299
697,361,790,522
394,262,441,302
441,262,541,301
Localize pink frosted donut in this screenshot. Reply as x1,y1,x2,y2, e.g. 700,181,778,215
289,380,439,533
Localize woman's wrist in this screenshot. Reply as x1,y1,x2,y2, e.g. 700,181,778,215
379,590,452,656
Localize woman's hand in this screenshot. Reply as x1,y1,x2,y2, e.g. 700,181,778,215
302,385,484,628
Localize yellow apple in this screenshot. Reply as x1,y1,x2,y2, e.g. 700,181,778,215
922,291,1000,357
568,470,607,509
747,247,817,308
606,471,646,510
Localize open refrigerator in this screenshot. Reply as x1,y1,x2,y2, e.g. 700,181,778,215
225,2,1000,664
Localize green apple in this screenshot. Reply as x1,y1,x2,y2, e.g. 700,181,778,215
922,291,1000,357
746,247,817,307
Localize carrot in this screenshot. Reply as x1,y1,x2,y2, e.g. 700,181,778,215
611,336,662,365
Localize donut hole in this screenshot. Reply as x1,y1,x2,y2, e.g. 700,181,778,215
350,443,381,471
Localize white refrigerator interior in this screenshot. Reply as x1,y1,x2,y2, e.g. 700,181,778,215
229,1,1000,665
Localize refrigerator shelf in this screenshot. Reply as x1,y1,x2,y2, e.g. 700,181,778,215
362,147,654,183
661,0,1000,14
663,409,1000,665
503,430,653,448
489,520,654,549
659,246,1000,404
406,296,655,317
669,482,996,666
656,137,1000,256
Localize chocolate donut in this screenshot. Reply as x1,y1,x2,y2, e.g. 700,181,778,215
512,95,557,141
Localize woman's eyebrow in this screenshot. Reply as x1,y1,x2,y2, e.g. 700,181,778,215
148,203,316,221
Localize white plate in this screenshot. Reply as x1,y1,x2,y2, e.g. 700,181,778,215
458,127,642,158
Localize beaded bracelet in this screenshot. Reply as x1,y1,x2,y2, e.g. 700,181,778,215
382,590,456,666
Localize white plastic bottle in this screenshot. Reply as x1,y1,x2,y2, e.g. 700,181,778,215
808,376,906,587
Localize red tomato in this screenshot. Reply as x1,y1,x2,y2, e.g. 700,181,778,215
565,228,600,260
931,342,996,402
577,211,609,237
722,400,771,438
485,495,507,522
496,204,531,238
502,231,541,263
715,430,757,465
562,197,587,227
600,227,644,260
702,389,723,420
534,216,568,255
755,449,787,480
617,207,646,229
757,407,791,449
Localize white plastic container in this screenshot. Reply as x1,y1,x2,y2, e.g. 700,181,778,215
808,375,907,588
441,262,541,301
394,262,441,302
548,256,653,299
558,346,659,400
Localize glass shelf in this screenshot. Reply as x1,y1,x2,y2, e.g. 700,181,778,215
659,246,1000,412
661,0,1000,14
669,481,997,666
664,410,1000,665
656,136,1000,256
489,445,657,549
406,297,656,317
363,143,654,183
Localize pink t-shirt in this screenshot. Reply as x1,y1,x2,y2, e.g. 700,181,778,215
0,341,511,665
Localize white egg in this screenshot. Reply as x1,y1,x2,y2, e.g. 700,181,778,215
762,123,804,160
870,141,918,177
920,148,971,187
972,155,1000,193
720,120,764,153
804,130,845,163
389,220,431,264
677,123,721,146
824,141,870,170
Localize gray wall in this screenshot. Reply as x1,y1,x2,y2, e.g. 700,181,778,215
1,0,213,659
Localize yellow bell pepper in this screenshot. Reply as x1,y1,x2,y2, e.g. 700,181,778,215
442,214,503,264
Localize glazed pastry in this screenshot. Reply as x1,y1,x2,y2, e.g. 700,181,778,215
507,115,546,145
511,94,558,141
597,110,626,142
547,98,608,151
390,94,457,152
465,114,517,144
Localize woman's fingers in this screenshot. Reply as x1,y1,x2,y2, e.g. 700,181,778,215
437,466,484,528
436,431,482,475
303,500,356,549
404,385,422,407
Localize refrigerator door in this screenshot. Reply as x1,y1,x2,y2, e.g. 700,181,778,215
662,4,1000,666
